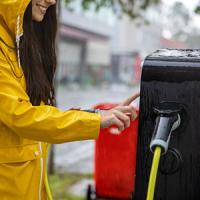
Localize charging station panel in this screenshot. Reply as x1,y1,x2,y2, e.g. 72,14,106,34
134,49,200,200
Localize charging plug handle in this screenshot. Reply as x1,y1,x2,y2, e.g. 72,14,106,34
150,113,181,154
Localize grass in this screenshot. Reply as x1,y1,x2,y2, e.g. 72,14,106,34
49,172,93,200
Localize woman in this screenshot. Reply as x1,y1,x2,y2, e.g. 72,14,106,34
0,0,139,199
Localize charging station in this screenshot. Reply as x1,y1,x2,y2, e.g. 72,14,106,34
134,49,200,200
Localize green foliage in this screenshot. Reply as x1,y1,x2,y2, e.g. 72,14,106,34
64,0,161,19
49,173,92,199
63,0,200,22
195,5,200,14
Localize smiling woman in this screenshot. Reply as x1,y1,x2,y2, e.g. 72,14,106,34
32,0,56,21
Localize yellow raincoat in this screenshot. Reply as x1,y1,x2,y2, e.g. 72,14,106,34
0,0,101,199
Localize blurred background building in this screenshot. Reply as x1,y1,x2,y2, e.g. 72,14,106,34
57,1,114,86
56,0,200,88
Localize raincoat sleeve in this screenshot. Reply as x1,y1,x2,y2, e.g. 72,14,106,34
0,55,101,143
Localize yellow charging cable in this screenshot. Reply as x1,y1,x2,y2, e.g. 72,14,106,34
146,146,162,200
45,144,53,200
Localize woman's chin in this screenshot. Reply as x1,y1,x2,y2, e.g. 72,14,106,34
32,14,44,22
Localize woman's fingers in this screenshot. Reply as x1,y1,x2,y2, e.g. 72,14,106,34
112,115,125,132
120,92,140,106
100,100,139,132
113,110,130,129
100,111,129,131
132,109,138,120
100,113,125,131
114,105,138,121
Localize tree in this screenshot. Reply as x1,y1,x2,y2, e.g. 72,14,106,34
63,0,200,20
64,0,161,19
164,2,192,40
195,3,200,14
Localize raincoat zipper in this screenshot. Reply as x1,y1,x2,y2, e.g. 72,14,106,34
39,142,43,200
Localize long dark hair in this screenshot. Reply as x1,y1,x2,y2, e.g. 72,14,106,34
20,2,57,106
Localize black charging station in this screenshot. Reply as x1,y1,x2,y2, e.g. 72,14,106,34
134,49,200,200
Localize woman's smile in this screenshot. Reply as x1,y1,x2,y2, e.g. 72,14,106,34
36,3,48,15
32,0,56,22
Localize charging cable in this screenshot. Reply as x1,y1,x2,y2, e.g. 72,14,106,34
146,111,181,200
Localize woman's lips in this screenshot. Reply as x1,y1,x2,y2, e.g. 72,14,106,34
37,4,48,15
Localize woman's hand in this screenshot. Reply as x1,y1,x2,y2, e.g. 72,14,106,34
100,92,140,132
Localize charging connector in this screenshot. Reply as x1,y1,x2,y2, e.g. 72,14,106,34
146,104,182,200
150,113,181,154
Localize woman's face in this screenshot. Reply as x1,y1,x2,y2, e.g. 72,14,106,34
32,0,56,22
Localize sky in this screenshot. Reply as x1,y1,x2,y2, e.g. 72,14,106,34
162,0,200,31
